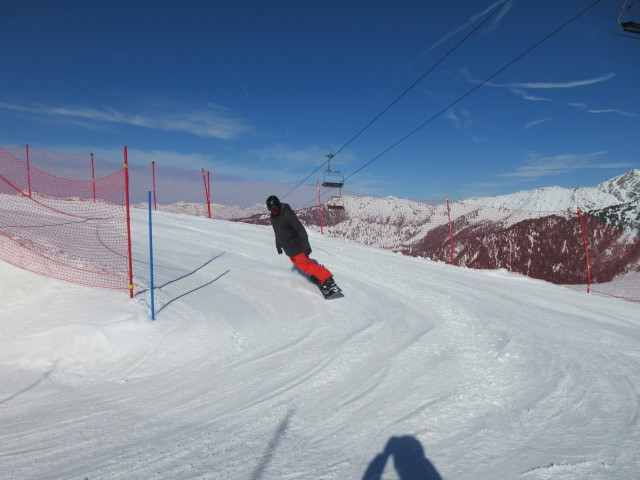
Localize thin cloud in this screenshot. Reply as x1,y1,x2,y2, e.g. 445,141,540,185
567,102,639,118
478,74,634,118
246,143,357,171
522,95,552,102
444,107,479,130
407,0,511,70
130,147,298,182
425,0,511,54
443,109,460,126
248,144,327,168
524,118,551,128
0,101,250,139
19,140,354,185
486,72,616,90
509,88,552,102
499,151,633,178
444,107,494,144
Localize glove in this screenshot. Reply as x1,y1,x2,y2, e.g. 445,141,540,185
277,247,283,255
305,248,312,255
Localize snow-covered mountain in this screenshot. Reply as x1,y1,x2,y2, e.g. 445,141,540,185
462,169,640,236
465,169,640,211
154,169,639,226
595,168,640,204
239,170,640,240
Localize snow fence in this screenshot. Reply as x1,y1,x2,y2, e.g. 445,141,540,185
0,146,130,290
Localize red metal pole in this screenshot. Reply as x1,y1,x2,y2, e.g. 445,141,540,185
124,146,134,298
202,168,211,218
577,208,592,293
91,153,97,202
151,161,157,211
317,182,324,234
446,198,454,265
25,144,32,198
207,171,212,218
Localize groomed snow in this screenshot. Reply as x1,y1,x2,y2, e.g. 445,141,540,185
1,208,639,480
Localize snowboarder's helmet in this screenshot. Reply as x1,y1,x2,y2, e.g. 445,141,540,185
266,195,281,212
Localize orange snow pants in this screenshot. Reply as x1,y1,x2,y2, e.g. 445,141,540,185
289,253,333,284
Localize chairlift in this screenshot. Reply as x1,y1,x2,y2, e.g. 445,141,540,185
321,154,344,189
619,0,640,34
321,153,345,210
326,195,345,210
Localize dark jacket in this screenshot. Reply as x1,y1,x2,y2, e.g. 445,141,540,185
270,203,311,257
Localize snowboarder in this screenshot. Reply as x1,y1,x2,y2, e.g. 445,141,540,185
266,195,341,298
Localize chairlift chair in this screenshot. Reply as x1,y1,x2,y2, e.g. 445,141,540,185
321,154,344,189
322,171,345,189
321,153,345,210
619,0,640,34
621,20,640,33
326,195,345,210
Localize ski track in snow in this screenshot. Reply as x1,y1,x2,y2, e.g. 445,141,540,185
0,209,639,479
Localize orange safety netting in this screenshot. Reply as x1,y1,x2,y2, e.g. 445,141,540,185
0,147,129,290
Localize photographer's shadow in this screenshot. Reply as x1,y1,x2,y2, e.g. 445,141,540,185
363,436,441,480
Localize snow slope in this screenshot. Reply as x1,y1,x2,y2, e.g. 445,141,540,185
1,209,639,480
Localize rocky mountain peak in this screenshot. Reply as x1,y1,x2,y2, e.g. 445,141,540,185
595,168,640,203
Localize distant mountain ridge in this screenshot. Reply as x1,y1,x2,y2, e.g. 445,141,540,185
463,169,639,236
148,169,639,222
464,169,639,211
233,170,639,238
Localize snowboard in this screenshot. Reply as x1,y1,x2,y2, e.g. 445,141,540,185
320,285,344,300
309,276,343,299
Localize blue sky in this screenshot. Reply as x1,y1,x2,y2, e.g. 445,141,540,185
1,0,638,201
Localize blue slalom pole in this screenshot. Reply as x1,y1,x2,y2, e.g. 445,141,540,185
148,191,155,320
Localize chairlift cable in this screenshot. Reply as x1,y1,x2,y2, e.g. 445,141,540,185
282,0,511,200
333,0,512,159
281,159,330,198
345,0,605,182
